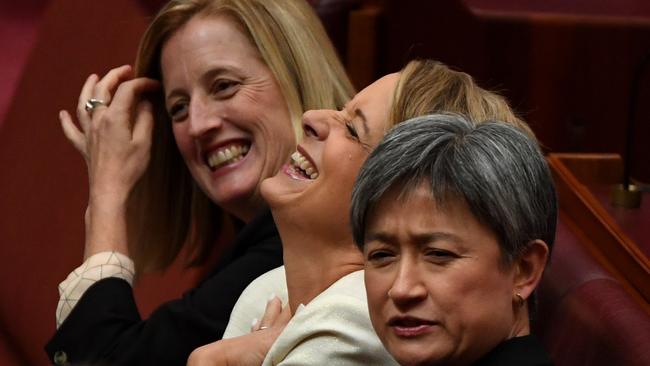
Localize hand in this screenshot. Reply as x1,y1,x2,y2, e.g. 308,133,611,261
60,65,161,258
187,297,292,366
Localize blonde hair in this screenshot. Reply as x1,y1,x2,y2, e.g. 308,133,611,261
129,0,354,272
390,59,534,138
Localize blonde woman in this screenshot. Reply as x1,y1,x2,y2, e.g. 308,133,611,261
46,0,353,365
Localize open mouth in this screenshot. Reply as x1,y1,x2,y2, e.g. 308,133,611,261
389,317,436,327
290,150,319,179
205,143,250,171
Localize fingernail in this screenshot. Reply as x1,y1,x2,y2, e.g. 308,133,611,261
267,292,276,302
251,318,258,328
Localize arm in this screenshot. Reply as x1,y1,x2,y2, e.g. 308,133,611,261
60,65,159,259
55,66,157,327
46,230,284,366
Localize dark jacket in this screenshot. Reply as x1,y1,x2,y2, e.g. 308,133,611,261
475,335,553,366
46,210,283,366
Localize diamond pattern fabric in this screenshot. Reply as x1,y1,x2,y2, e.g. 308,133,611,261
56,251,134,328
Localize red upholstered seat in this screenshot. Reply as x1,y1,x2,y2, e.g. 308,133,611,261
537,218,650,366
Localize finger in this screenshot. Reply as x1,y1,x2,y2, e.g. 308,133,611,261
276,304,292,327
60,110,88,158
132,100,154,147
92,64,134,105
258,296,283,330
250,317,261,332
109,78,161,130
76,74,99,132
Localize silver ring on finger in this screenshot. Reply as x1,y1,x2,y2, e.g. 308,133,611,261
84,98,108,114
258,326,269,331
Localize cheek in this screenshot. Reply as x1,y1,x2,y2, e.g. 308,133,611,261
328,151,365,181
171,124,193,159
364,270,390,331
440,269,515,342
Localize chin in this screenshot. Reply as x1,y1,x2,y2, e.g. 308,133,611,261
385,339,452,366
260,168,311,209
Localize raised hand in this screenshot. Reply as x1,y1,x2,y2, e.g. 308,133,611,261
60,65,161,258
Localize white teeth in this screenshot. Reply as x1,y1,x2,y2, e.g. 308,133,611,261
290,150,318,179
207,144,250,169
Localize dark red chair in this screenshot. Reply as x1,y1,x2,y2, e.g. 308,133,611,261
537,218,650,366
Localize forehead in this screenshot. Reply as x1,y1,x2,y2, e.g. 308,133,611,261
368,183,474,233
348,73,400,141
160,13,260,72
352,73,399,107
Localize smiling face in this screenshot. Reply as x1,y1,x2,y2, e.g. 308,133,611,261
261,73,399,240
364,184,518,366
160,14,295,222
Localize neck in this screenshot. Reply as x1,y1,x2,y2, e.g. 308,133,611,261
274,214,364,313
508,304,531,339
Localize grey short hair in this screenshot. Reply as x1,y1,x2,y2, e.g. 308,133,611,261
350,114,557,266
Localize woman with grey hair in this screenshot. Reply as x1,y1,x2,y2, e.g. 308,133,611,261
351,114,556,366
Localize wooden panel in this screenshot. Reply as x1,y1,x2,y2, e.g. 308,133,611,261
369,0,650,181
548,153,650,305
347,4,382,89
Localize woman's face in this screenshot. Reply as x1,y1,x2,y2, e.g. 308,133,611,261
364,184,517,366
161,14,295,222
261,73,399,238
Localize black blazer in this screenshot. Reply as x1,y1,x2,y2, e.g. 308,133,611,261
46,210,283,366
475,335,553,366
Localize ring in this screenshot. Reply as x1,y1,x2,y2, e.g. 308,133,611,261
84,98,107,113
258,326,269,331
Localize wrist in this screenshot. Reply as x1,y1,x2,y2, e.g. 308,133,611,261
84,197,130,259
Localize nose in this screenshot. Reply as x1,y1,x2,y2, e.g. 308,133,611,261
388,258,428,308
301,109,335,141
187,95,223,138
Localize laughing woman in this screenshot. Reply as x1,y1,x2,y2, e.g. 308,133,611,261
188,59,534,365
47,1,353,365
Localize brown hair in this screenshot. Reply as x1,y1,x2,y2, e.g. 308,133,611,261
389,59,534,138
128,0,354,272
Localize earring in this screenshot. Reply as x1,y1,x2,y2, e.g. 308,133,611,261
513,292,525,307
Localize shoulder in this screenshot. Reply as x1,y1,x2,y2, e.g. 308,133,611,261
264,270,398,366
223,266,288,338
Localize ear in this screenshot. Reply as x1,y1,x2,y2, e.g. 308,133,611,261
513,239,549,300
